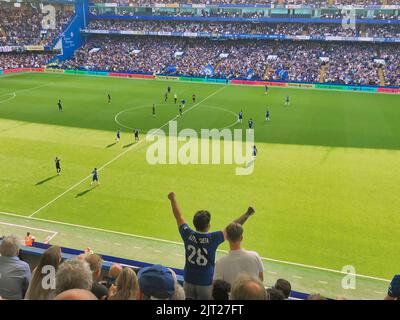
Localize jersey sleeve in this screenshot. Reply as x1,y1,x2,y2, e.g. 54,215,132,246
211,230,225,246
179,223,193,242
388,274,400,298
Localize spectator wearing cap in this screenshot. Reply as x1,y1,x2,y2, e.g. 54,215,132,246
0,235,31,300
136,265,177,300
385,275,400,300
168,192,255,300
214,223,264,286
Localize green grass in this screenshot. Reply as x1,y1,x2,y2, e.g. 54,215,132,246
0,72,399,297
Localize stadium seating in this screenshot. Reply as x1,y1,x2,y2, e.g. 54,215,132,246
0,2,74,47
59,36,398,85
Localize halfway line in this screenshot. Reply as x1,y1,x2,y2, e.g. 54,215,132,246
29,85,227,218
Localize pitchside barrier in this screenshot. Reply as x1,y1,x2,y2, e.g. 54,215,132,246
19,241,309,300
1,67,399,94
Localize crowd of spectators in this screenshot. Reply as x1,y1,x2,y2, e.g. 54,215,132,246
58,35,399,85
0,53,53,69
86,20,400,38
0,3,74,47
89,0,399,7
380,46,400,86
0,192,399,301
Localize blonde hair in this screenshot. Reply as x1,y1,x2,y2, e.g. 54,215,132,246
109,267,139,300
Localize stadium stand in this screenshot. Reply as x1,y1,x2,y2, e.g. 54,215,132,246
0,2,74,47
0,235,397,300
59,36,398,85
86,20,400,39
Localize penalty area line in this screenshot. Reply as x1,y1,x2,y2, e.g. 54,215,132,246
28,85,227,218
0,211,390,283
0,220,58,244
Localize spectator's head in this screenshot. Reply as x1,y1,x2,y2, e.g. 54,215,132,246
26,246,62,300
266,287,286,300
55,259,93,295
273,279,291,299
85,253,103,281
307,293,327,300
54,289,98,300
109,267,138,300
109,263,123,279
230,274,267,300
193,210,211,232
212,280,231,300
0,235,20,257
226,223,243,247
136,265,176,300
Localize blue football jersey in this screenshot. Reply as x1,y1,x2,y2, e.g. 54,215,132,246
179,223,224,286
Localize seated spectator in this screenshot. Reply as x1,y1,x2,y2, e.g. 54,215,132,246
25,246,62,300
212,280,231,300
55,259,93,295
107,267,139,300
385,275,400,300
214,223,264,286
0,235,31,300
85,253,109,299
273,278,292,299
24,232,34,247
167,192,255,300
266,287,286,300
54,289,98,300
101,263,123,289
230,274,267,300
136,265,177,300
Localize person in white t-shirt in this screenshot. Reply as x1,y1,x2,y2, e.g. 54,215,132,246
213,223,264,286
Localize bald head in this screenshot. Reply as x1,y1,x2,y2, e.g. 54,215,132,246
109,263,123,279
231,274,267,300
55,289,98,300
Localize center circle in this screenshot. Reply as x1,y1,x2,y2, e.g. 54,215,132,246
114,104,238,132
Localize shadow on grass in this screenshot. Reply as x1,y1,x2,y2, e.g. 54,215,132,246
106,142,117,148
35,175,58,186
75,185,98,198
123,142,136,148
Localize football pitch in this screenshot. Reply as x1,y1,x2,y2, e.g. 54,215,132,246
0,72,399,299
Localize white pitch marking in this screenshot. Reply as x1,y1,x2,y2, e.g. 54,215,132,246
0,92,16,104
29,85,227,218
0,210,392,283
0,221,58,243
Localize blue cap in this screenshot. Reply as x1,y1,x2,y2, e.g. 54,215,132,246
138,265,175,299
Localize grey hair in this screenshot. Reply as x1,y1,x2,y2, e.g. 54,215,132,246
56,258,93,295
0,235,20,257
230,274,267,300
